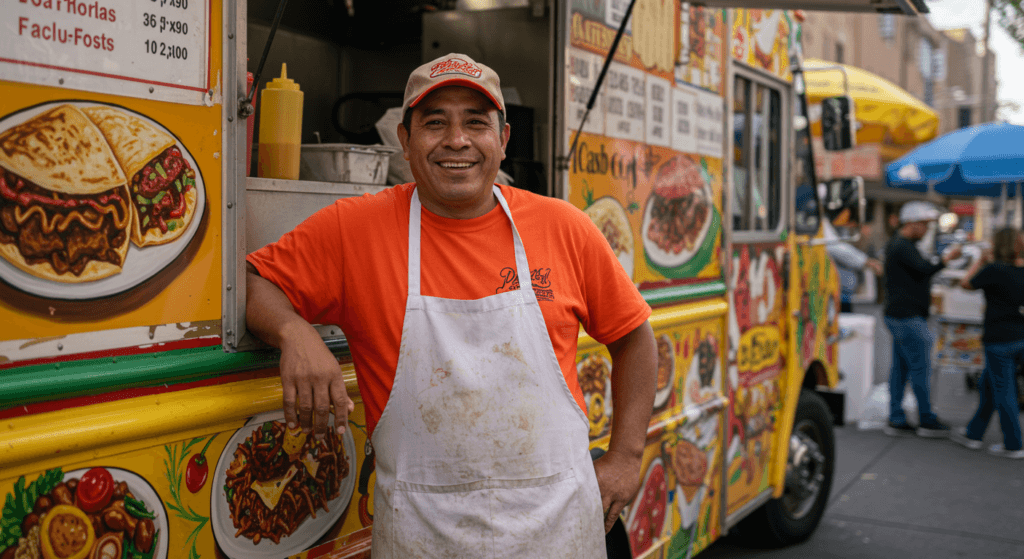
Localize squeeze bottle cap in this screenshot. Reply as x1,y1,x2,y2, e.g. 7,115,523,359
266,63,300,91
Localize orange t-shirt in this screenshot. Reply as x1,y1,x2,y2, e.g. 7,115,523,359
247,183,651,435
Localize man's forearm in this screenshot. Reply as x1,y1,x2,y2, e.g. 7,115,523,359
605,320,658,458
246,264,313,349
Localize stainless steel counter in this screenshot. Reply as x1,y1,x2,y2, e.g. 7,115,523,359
246,177,391,253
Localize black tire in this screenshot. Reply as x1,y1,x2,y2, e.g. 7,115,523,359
735,389,835,546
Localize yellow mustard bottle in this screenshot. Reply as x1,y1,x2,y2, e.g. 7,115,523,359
258,63,303,180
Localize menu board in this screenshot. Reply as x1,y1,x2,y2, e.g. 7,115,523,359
0,0,223,357
566,0,728,289
1,0,211,105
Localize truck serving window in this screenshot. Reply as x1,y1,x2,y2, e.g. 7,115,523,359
731,70,786,238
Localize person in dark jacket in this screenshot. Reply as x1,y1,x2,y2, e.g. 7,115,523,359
952,228,1024,459
882,201,961,437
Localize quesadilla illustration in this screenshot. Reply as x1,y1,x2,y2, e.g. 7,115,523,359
82,106,199,247
0,105,132,282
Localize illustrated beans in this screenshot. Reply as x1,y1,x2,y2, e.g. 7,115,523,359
33,494,53,515
135,518,155,553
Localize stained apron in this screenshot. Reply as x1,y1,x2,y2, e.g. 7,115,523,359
369,186,606,558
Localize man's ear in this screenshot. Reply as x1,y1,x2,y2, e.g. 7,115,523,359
397,122,411,161
500,122,511,161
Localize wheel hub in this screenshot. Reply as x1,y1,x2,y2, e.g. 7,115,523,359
782,422,826,519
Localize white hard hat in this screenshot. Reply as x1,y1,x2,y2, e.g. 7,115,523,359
899,201,940,224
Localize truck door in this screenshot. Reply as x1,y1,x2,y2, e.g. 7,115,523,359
723,65,792,524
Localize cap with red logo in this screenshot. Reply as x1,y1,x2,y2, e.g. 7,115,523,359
402,53,505,118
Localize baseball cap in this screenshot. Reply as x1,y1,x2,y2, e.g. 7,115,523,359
899,200,941,224
402,53,505,118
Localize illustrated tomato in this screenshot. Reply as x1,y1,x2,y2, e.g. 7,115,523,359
185,435,218,493
185,454,208,493
76,467,114,513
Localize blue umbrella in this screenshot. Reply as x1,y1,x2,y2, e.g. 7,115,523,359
885,122,1024,198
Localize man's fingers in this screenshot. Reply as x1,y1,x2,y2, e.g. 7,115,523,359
282,380,299,429
604,500,624,533
296,381,314,433
332,379,351,435
312,378,331,437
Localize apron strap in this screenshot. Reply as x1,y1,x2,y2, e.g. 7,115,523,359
408,186,537,304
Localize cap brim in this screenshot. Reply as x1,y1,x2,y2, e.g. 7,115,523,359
409,78,504,115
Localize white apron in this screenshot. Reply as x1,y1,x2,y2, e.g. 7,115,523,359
369,186,606,558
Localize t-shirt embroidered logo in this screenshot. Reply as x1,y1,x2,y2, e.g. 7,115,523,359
429,58,483,79
497,267,555,302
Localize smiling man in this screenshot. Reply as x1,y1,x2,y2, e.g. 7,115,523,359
245,53,657,558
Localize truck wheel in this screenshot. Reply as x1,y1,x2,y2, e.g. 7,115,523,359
737,389,835,546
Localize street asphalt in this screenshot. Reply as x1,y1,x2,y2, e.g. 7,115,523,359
700,304,1024,559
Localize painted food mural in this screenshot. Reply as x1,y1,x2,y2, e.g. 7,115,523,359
643,156,712,265
583,196,634,278
625,457,670,555
0,467,168,559
211,412,357,559
653,334,676,411
641,155,720,279
577,353,613,439
0,102,206,299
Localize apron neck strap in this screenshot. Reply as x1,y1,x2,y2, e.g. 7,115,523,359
408,185,535,301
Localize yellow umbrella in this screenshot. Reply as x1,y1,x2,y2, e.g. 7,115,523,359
803,58,939,146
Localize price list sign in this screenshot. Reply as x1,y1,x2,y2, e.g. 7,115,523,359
603,61,645,143
1,0,211,105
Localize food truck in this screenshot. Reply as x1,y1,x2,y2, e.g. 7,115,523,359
0,0,924,557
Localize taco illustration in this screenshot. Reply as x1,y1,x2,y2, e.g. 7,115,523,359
0,104,132,282
82,106,198,247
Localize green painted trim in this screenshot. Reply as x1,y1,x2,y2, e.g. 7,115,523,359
641,280,727,306
0,346,271,408
0,339,349,409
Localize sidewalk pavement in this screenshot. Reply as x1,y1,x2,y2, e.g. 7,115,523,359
701,304,1024,558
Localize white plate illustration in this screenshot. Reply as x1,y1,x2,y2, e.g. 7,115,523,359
653,334,675,410
0,101,206,300
210,411,357,559
624,456,672,551
63,467,170,559
577,354,613,437
641,181,714,270
583,196,634,279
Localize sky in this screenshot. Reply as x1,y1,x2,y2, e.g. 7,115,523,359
925,0,1024,124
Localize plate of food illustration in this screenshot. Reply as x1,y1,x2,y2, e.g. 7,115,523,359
0,466,170,559
583,196,634,279
684,334,720,408
210,411,357,558
652,334,675,411
625,456,671,556
642,156,718,277
577,353,613,439
0,101,206,299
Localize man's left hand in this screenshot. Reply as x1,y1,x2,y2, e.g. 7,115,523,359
593,448,643,533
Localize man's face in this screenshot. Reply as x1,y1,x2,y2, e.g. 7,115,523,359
902,221,930,240
398,86,510,218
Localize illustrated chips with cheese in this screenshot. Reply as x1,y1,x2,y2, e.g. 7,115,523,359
224,421,349,545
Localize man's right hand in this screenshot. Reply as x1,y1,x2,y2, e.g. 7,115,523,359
246,265,354,438
279,321,355,437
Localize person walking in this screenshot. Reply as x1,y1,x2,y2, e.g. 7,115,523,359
824,220,883,313
882,201,961,437
245,53,658,557
952,228,1024,459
